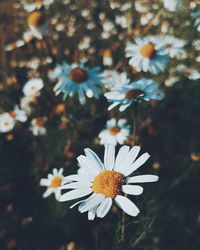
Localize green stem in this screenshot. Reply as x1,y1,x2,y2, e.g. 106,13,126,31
120,102,139,247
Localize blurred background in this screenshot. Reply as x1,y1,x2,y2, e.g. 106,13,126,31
0,0,200,249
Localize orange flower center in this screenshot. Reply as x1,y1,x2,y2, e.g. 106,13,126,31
69,67,88,83
8,111,16,117
3,122,9,126
125,89,144,100
33,0,43,5
109,126,121,136
35,118,45,127
27,11,44,27
92,170,124,198
140,43,156,58
49,176,62,188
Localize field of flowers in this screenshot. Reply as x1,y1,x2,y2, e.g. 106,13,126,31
0,0,200,249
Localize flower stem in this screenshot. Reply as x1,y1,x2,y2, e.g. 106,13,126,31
120,102,139,246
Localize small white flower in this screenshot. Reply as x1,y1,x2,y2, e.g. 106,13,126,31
13,106,28,122
60,145,158,220
23,78,44,97
40,168,64,200
126,37,169,75
0,113,15,133
98,119,130,146
30,117,47,136
163,0,184,12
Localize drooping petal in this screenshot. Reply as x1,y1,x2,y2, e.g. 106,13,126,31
104,144,115,170
96,197,112,218
126,175,159,183
122,185,143,195
88,207,97,220
115,195,140,216
78,193,105,213
59,188,92,202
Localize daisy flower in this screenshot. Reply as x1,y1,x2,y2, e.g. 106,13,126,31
163,0,184,12
27,11,48,39
40,168,64,200
49,62,104,104
191,12,200,32
104,78,164,111
126,37,169,75
0,113,15,133
98,119,130,146
23,78,44,97
60,145,158,220
102,71,130,91
23,0,54,12
9,106,28,123
30,117,47,136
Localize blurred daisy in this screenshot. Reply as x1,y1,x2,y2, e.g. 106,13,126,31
27,11,48,39
102,71,129,91
98,119,130,146
163,0,184,12
40,168,64,200
9,106,28,122
30,117,47,136
49,62,104,104
23,0,43,12
23,78,44,97
0,113,15,133
105,78,164,111
126,37,169,74
60,145,158,220
191,12,200,32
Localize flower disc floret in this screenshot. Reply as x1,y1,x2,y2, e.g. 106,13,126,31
140,43,155,58
109,126,121,135
125,89,144,100
27,11,44,27
92,170,124,198
49,176,62,188
69,67,89,83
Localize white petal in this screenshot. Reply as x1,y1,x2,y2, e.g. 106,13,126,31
122,185,143,195
62,174,93,184
59,188,92,202
117,146,141,174
104,144,115,170
40,178,50,186
84,148,104,172
115,195,140,217
61,182,91,189
114,145,130,171
123,153,150,176
42,188,53,198
88,207,97,220
54,189,61,201
78,193,105,213
77,155,99,176
127,175,159,183
96,198,112,218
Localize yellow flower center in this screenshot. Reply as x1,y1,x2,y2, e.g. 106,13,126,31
109,126,121,136
92,170,124,198
49,176,62,188
125,89,144,100
3,122,9,126
8,111,16,117
69,67,88,83
140,43,156,58
27,11,44,27
33,0,43,5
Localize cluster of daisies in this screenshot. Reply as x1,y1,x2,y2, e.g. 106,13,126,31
0,78,47,136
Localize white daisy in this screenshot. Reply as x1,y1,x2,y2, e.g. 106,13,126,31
163,0,184,12
60,145,159,220
23,78,44,97
102,71,130,91
98,119,130,146
30,117,47,136
105,78,164,112
12,106,28,122
40,168,64,200
0,113,15,133
126,37,169,75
